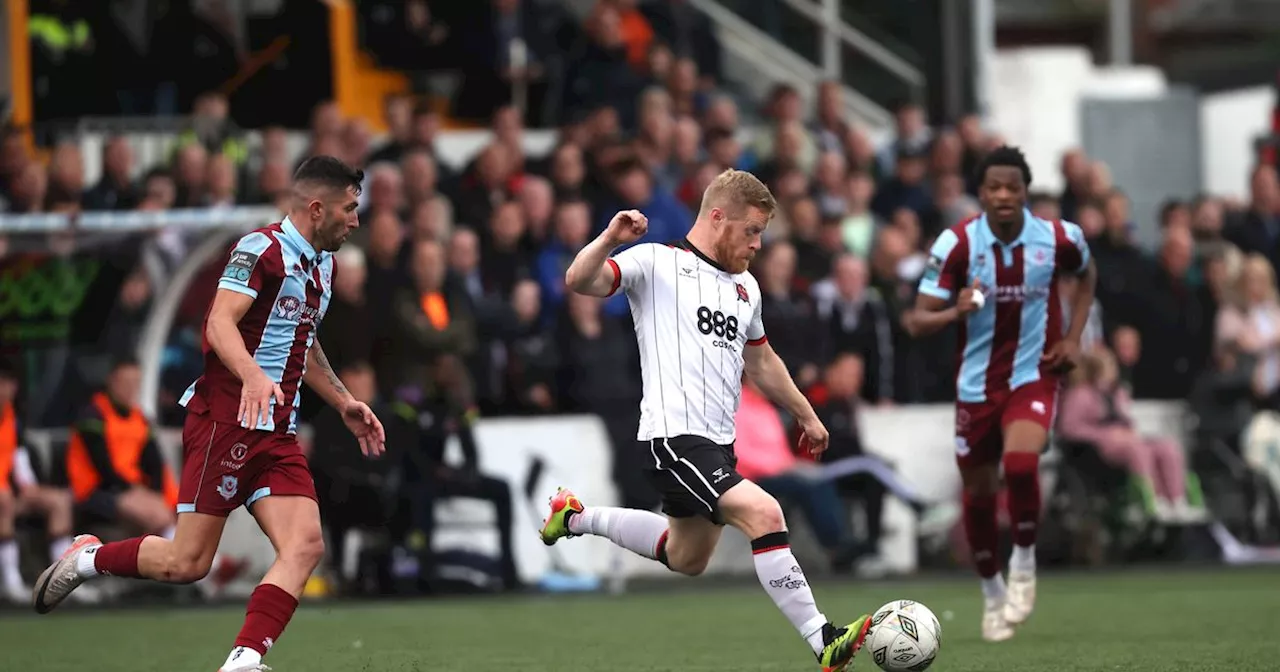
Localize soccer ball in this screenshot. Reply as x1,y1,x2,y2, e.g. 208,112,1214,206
865,599,941,671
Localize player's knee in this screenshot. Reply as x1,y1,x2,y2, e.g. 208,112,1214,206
671,554,711,577
165,550,214,584
723,492,787,541
283,530,325,571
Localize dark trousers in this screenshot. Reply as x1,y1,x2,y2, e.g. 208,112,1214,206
409,469,520,589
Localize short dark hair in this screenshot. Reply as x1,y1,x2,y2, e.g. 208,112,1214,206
974,145,1032,187
1159,199,1186,226
110,355,140,373
293,155,364,195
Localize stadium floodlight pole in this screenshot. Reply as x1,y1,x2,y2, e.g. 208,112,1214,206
971,0,996,120
1109,0,1133,65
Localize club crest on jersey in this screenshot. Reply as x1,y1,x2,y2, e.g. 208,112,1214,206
735,283,749,303
1030,247,1052,267
276,295,303,320
217,475,239,500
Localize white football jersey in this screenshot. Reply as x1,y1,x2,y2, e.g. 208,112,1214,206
607,240,767,444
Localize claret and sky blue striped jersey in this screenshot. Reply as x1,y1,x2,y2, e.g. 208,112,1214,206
917,210,1092,403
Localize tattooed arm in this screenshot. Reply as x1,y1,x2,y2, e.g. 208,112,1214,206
303,340,354,410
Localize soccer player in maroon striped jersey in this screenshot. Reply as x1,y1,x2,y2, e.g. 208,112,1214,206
33,156,387,672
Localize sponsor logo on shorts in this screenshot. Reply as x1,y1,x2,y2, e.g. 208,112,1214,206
1031,401,1046,415
955,436,970,456
221,442,249,471
711,468,730,484
217,475,239,500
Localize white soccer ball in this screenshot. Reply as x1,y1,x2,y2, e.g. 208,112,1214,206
866,599,941,671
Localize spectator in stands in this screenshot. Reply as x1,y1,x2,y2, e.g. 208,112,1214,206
1215,253,1280,403
597,156,691,244
878,101,932,176
6,162,47,213
455,143,514,230
734,376,860,572
499,280,558,414
100,266,153,363
640,0,722,86
45,142,85,208
563,4,642,127
204,154,238,207
812,254,894,403
548,142,587,199
318,247,373,374
171,143,208,208
786,196,831,288
555,291,649,507
1192,195,1227,244
481,201,532,298
452,0,554,124
536,198,592,319
0,126,30,208
518,175,555,246
385,239,476,403
1058,148,1091,221
1058,348,1202,522
309,362,404,592
362,163,407,222
1133,224,1215,399
367,94,416,166
64,357,178,540
805,354,934,556
401,354,520,591
756,241,819,387
1094,188,1155,335
871,146,931,221
0,363,76,604
401,149,440,218
83,136,138,211
1225,164,1280,274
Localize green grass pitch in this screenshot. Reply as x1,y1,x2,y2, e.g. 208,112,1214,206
2,568,1278,671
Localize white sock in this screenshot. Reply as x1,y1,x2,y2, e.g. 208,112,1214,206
0,539,22,588
751,532,829,655
161,525,177,541
1009,544,1036,573
222,646,262,670
50,536,72,563
568,507,669,561
75,544,104,578
981,574,1007,601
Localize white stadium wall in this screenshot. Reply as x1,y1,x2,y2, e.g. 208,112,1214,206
30,402,1186,592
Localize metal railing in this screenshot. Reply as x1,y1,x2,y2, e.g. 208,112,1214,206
686,0,925,128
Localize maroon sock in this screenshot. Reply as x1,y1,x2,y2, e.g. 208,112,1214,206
1003,452,1041,547
92,536,147,578
962,492,1000,578
233,583,300,657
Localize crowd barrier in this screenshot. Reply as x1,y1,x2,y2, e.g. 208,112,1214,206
24,401,1188,590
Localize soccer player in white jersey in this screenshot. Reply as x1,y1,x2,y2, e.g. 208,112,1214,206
542,169,872,672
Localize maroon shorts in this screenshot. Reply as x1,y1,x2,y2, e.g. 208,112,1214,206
177,411,316,517
954,377,1060,469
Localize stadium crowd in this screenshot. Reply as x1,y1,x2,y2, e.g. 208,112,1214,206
4,0,1280,596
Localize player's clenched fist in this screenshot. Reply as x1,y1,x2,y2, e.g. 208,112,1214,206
603,209,648,245
797,415,830,456
956,278,984,316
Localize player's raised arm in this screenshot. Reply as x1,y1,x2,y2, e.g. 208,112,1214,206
565,209,649,297
903,228,981,338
